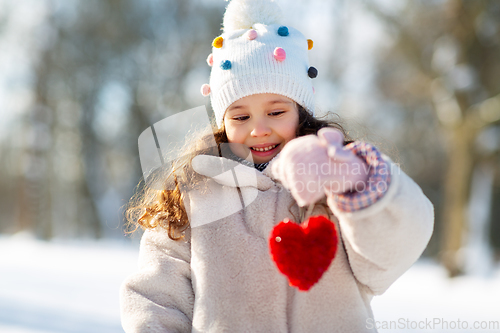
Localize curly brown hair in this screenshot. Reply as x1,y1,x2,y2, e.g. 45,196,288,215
124,105,353,240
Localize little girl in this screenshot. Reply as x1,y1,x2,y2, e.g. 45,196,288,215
120,0,434,332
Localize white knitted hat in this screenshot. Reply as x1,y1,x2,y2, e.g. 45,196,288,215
200,0,317,128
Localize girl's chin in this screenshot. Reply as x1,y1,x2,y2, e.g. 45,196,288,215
252,156,273,164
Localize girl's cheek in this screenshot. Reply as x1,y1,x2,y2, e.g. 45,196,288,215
224,125,236,143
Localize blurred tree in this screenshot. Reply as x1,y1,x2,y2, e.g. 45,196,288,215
364,0,500,276
2,0,223,239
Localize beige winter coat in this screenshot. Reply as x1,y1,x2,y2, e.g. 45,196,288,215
120,154,434,333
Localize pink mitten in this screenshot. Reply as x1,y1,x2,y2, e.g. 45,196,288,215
272,128,369,206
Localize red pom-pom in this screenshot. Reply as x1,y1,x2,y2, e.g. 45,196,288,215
269,215,338,291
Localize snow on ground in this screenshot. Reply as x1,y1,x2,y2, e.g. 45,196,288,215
0,233,140,333
371,259,500,332
0,233,499,333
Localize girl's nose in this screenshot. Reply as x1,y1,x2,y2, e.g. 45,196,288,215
251,119,272,137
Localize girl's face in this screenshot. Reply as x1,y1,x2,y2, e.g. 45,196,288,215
223,93,299,164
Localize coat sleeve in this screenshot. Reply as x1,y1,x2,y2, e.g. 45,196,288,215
120,227,194,333
326,155,434,296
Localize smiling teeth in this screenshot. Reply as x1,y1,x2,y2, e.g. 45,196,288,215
252,144,278,152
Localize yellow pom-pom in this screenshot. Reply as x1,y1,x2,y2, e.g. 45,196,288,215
307,39,313,50
213,36,224,48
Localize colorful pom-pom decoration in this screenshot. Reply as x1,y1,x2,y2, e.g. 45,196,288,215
206,53,213,67
307,39,314,50
308,66,318,78
212,36,224,48
200,84,211,97
274,47,286,62
220,60,232,70
246,29,258,40
277,26,289,36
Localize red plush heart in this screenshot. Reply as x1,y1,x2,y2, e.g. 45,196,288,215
269,215,338,291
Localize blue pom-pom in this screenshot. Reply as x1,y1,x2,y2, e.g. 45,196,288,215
220,60,232,70
277,26,289,36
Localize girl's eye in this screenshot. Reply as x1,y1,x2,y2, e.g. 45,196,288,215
269,111,285,116
233,116,249,121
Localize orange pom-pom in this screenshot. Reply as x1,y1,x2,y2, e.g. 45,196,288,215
307,39,313,50
212,36,223,48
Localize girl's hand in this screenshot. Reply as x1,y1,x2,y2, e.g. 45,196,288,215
271,128,369,207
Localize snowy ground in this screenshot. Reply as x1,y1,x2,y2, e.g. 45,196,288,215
0,233,140,333
0,233,499,333
370,260,500,332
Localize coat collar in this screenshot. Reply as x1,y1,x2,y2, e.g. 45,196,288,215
191,154,281,191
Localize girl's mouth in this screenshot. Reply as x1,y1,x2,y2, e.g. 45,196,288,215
250,143,280,156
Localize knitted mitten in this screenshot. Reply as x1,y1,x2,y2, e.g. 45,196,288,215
272,128,369,207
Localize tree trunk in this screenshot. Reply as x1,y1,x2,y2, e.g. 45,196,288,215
440,121,476,276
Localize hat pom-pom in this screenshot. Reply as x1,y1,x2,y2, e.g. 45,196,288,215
223,0,283,32
206,53,213,66
201,84,211,97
